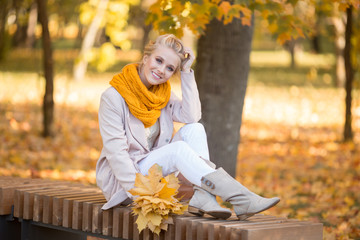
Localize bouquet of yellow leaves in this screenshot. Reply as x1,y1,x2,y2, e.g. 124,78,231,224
128,164,188,235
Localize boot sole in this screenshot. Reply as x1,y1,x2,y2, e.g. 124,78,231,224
236,198,281,221
188,206,231,219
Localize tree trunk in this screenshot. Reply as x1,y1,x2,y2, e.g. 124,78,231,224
12,25,28,47
25,2,38,48
289,40,296,69
195,17,254,177
284,39,297,69
343,6,353,142
332,16,346,88
75,20,83,48
141,24,152,52
73,0,109,81
37,0,54,137
311,14,322,54
0,0,11,60
128,1,152,51
12,0,28,47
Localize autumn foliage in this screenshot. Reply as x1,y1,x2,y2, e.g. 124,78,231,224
147,0,306,44
128,164,187,235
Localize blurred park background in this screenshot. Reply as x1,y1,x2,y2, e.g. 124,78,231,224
0,0,359,239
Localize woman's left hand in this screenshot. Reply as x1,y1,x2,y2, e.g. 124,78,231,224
181,47,195,73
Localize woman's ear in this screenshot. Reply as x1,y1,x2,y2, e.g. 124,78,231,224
142,54,149,64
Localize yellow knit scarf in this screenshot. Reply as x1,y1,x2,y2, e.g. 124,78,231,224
110,63,171,128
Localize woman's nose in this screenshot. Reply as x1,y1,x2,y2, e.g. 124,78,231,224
158,65,165,74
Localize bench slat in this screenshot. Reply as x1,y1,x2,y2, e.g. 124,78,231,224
164,222,175,240
92,203,104,234
81,199,107,232
175,215,197,240
132,220,143,240
33,188,92,222
122,207,134,239
219,218,287,240
52,192,104,226
42,190,96,224
102,208,113,236
196,219,225,240
234,221,323,240
23,186,75,219
2,180,58,215
62,195,105,228
112,207,124,238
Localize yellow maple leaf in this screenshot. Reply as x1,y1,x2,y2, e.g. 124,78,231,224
147,212,163,226
295,27,305,38
164,174,180,190
277,32,292,45
268,23,278,33
130,164,187,235
241,16,252,26
135,212,148,232
129,165,165,196
158,179,176,200
219,1,232,15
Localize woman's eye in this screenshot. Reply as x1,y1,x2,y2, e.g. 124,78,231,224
156,58,162,63
167,66,174,72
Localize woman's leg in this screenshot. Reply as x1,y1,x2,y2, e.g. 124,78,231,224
171,123,210,162
138,140,214,186
177,125,280,220
138,123,232,219
200,168,280,220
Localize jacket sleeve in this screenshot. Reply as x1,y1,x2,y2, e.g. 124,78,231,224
171,69,202,123
98,89,138,194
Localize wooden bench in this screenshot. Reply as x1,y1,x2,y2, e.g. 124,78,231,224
0,176,323,240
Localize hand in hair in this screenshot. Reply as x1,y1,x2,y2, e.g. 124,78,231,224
181,47,195,73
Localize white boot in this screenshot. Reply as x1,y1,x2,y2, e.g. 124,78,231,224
201,168,280,220
188,186,232,219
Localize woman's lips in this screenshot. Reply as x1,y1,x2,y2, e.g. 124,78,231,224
152,71,161,79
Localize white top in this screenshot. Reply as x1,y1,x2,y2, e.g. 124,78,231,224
144,120,160,150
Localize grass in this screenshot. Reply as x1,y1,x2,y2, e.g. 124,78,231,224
249,50,336,87
0,48,140,75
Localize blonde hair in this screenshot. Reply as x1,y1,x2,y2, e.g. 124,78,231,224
140,34,186,73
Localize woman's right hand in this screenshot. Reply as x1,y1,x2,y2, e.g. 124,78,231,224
181,47,195,73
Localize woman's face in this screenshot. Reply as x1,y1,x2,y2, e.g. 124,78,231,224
140,45,180,88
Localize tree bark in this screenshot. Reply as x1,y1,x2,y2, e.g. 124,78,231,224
311,35,320,54
343,6,353,142
332,16,346,88
73,0,109,81
311,14,322,54
37,0,54,137
25,2,38,48
0,0,11,60
12,24,28,47
287,39,297,69
128,3,152,51
12,0,28,47
195,17,254,177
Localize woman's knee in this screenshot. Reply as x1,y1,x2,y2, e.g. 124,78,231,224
170,140,192,153
168,141,202,161
181,122,206,135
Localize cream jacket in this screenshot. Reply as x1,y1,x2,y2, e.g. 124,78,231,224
96,70,201,210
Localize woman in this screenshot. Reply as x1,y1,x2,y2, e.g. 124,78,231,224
96,34,279,220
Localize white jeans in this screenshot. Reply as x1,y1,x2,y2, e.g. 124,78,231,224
138,123,216,186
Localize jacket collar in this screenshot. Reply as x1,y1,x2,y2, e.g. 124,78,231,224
128,113,148,150
127,108,171,151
